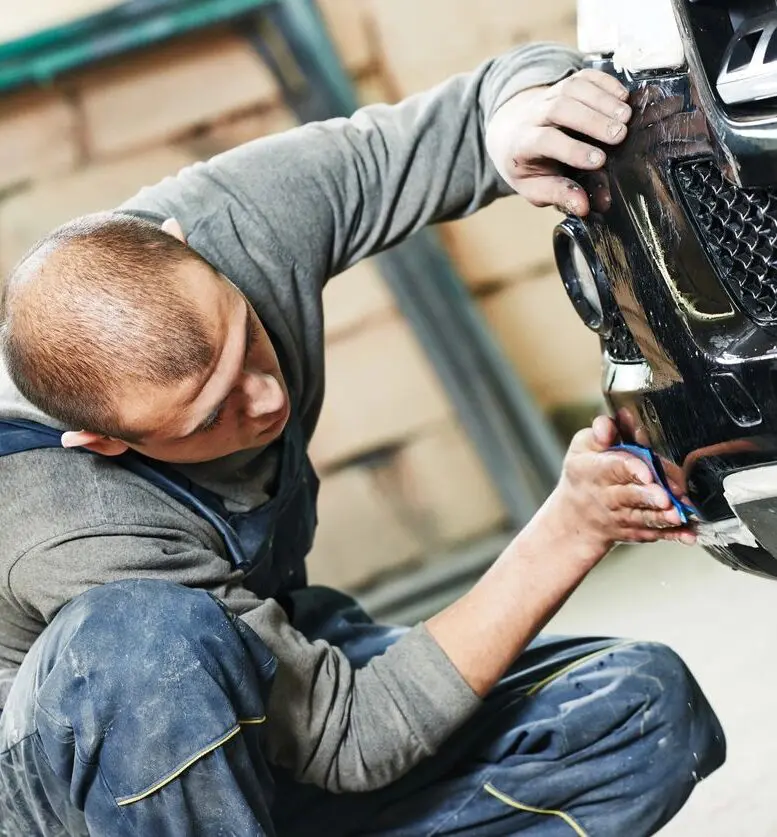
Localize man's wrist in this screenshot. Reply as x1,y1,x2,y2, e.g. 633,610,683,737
516,487,612,573
485,43,583,120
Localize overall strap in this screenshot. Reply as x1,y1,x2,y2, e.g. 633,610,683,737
0,419,64,455
0,417,316,594
0,418,249,568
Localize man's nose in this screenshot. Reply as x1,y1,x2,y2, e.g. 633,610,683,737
242,372,284,419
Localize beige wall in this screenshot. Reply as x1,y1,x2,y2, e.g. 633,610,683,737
0,0,604,590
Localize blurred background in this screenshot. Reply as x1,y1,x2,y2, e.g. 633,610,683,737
2,1,777,834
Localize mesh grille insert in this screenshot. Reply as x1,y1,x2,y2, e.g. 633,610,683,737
675,159,777,323
605,313,644,364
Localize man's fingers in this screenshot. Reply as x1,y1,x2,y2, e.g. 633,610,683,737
611,505,682,533
543,93,629,146
629,504,682,530
603,485,683,531
591,415,619,449
530,126,608,170
606,483,673,513
486,67,631,213
559,77,632,123
601,452,654,487
574,68,629,101
566,449,656,493
619,528,661,544
517,174,591,215
568,417,619,455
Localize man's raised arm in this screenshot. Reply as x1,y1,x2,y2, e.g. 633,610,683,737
121,43,632,286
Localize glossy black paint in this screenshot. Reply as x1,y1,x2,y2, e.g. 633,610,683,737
567,44,777,578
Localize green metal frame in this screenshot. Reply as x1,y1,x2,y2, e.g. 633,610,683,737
0,0,275,92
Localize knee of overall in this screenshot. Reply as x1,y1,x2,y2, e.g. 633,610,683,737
33,580,275,794
624,641,726,781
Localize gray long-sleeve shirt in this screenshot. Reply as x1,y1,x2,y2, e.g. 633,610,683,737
0,43,583,792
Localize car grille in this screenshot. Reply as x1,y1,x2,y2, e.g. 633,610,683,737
675,158,777,323
605,313,644,363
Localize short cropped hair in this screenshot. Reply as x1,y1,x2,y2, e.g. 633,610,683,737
0,213,217,439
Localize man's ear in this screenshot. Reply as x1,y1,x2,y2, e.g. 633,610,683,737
61,431,129,457
161,218,187,244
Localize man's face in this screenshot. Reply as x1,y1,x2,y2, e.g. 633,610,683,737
114,267,290,464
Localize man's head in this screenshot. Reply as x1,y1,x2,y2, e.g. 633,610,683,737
0,213,290,464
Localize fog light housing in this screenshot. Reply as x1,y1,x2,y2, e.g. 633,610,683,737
553,217,613,337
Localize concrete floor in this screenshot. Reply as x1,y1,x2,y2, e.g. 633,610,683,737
546,542,777,836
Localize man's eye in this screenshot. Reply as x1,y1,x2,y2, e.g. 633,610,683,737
200,409,224,434
247,316,259,352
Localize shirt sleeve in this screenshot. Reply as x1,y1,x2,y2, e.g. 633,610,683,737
7,527,478,793
121,43,583,285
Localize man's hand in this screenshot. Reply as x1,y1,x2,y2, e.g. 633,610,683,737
425,414,692,697
485,69,632,216
550,415,696,562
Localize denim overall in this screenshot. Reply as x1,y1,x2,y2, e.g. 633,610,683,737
0,417,726,836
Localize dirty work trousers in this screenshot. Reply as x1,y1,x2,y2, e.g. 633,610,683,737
0,579,725,836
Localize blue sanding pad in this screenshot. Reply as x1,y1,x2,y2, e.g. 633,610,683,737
612,443,697,524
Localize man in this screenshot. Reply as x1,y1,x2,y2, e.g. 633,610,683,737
0,41,724,836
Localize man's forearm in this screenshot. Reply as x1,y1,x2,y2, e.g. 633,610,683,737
426,494,603,697
121,44,583,288
260,488,607,795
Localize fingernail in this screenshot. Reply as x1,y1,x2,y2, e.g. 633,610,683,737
607,121,625,139
588,149,606,165
615,105,631,121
